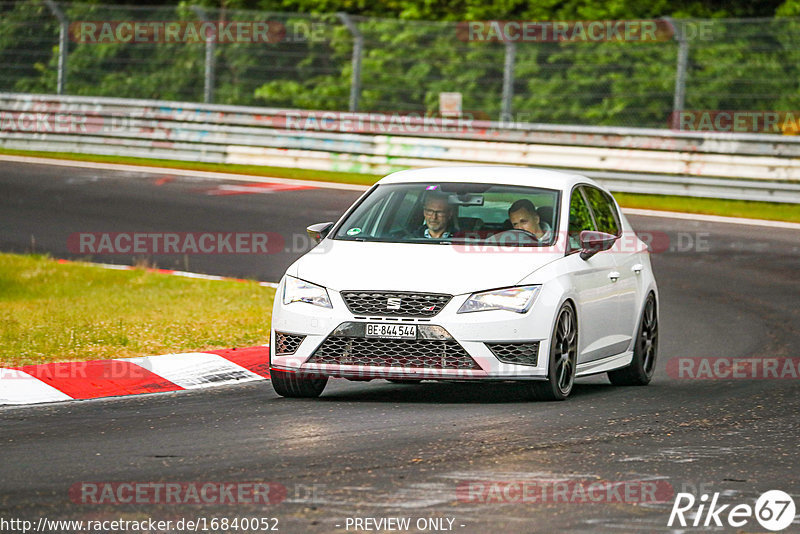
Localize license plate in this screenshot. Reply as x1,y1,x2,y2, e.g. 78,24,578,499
365,323,417,339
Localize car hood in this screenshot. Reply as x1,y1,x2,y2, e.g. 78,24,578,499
291,239,563,295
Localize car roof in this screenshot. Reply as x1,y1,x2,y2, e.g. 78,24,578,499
377,165,601,192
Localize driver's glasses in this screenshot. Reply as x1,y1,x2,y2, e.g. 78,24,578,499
424,208,447,217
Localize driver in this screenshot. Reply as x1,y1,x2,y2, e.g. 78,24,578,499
508,199,552,242
418,192,456,239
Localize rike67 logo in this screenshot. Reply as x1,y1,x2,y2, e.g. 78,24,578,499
668,490,796,531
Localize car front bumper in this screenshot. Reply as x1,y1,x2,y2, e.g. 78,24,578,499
270,283,557,381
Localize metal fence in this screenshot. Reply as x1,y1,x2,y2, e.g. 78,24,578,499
3,92,800,203
2,2,800,128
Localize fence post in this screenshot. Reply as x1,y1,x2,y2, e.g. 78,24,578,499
44,0,68,95
665,17,689,129
338,12,363,112
501,41,516,122
191,6,216,104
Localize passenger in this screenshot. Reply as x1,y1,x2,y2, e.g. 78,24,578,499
508,199,552,242
419,192,456,239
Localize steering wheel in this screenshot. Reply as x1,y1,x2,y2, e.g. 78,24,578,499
484,229,539,245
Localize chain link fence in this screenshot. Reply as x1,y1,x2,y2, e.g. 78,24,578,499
2,1,800,128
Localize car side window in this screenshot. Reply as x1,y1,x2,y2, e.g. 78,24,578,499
583,186,621,236
568,187,596,251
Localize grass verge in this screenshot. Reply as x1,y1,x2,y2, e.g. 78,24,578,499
613,192,800,223
0,253,274,367
2,148,798,222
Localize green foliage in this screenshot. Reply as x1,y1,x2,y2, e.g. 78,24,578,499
0,2,58,93
1,1,800,126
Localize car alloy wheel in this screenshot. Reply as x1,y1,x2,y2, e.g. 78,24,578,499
608,294,658,386
530,303,577,401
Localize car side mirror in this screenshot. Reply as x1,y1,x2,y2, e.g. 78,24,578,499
307,222,334,244
579,230,617,260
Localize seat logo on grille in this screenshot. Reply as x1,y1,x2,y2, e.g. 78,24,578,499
386,297,402,310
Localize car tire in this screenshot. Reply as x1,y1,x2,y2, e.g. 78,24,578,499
529,302,577,401
608,294,658,386
270,369,328,398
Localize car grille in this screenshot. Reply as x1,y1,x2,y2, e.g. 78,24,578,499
486,341,540,366
274,332,305,355
307,337,480,370
340,291,452,317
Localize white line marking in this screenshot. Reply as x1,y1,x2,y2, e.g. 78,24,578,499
0,154,371,191
62,260,280,287
0,368,73,405
623,208,800,230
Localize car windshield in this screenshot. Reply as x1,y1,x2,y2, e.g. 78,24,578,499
333,182,560,246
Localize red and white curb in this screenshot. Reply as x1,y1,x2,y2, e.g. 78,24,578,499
0,346,270,406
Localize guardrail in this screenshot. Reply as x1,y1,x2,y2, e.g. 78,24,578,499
2,92,799,203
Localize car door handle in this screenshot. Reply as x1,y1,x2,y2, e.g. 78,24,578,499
608,271,620,282
632,263,643,274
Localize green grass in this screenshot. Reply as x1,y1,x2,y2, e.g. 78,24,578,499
613,192,800,223
0,253,274,367
2,147,798,222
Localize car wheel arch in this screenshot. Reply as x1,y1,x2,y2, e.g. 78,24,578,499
639,289,659,323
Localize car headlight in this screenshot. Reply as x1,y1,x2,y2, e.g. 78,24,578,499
282,276,332,308
458,285,541,314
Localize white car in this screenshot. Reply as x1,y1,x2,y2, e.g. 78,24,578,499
270,166,658,400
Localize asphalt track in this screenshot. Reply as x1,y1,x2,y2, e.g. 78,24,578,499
1,161,799,533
